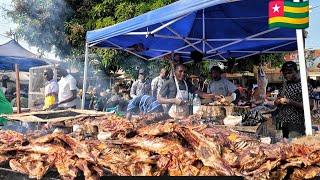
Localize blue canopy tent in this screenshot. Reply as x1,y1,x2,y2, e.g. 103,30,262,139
0,40,50,71
86,0,297,61
84,0,312,135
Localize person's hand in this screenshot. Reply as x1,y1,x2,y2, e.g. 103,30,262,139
279,97,290,105
206,93,216,100
274,97,282,105
173,98,183,105
275,97,289,105
214,95,224,101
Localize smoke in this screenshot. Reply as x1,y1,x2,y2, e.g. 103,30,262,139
8,0,73,57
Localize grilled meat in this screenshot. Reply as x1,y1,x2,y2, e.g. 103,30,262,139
174,126,234,176
9,159,29,174
0,130,24,145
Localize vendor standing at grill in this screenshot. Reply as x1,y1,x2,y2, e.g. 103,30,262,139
208,66,239,103
43,69,58,110
158,64,215,119
275,61,313,138
56,67,78,109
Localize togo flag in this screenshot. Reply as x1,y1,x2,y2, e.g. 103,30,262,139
269,0,309,29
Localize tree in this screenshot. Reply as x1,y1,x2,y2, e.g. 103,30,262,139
6,0,176,76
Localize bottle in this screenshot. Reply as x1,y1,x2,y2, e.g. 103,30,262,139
189,93,194,115
193,94,201,114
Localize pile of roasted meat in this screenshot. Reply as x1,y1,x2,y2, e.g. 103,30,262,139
1,114,320,179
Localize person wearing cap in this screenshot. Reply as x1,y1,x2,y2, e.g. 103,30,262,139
56,67,78,109
208,66,239,103
130,69,151,99
274,61,313,138
43,68,59,110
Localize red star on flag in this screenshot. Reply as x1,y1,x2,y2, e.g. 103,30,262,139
269,0,284,17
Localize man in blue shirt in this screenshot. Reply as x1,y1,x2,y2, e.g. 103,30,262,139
126,95,163,120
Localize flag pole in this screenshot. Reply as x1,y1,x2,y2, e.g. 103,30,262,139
294,0,312,135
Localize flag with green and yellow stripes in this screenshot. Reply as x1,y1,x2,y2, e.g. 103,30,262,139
269,0,309,29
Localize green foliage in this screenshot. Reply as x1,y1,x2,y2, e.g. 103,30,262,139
185,61,211,78
7,0,176,75
233,53,284,72
260,53,284,68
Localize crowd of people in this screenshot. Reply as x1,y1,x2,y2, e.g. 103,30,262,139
0,60,318,139
126,63,240,120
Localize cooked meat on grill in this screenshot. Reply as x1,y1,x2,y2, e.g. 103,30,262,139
2,113,320,179
0,130,24,145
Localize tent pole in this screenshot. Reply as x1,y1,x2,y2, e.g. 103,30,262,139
151,14,189,35
165,26,203,53
149,40,202,61
207,28,279,54
235,41,296,60
15,64,21,114
202,9,205,53
294,0,312,135
81,43,89,110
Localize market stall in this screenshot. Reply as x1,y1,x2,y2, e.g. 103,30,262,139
83,0,300,110
83,0,313,136
0,0,316,179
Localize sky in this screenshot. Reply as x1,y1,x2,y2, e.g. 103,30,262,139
0,0,57,60
0,0,319,59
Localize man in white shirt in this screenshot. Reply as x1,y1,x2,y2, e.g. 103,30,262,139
151,68,167,97
208,66,238,102
43,69,59,110
57,68,78,109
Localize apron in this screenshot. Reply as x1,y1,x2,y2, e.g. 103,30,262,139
168,78,189,119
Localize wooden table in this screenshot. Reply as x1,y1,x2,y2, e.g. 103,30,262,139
197,105,271,136
3,109,110,123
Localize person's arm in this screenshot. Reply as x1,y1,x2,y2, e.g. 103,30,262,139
157,94,182,105
278,97,310,109
58,78,77,105
130,81,138,99
59,90,77,105
286,99,303,109
151,78,158,97
287,85,314,109
189,81,215,99
157,81,182,105
226,81,237,96
195,90,215,99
